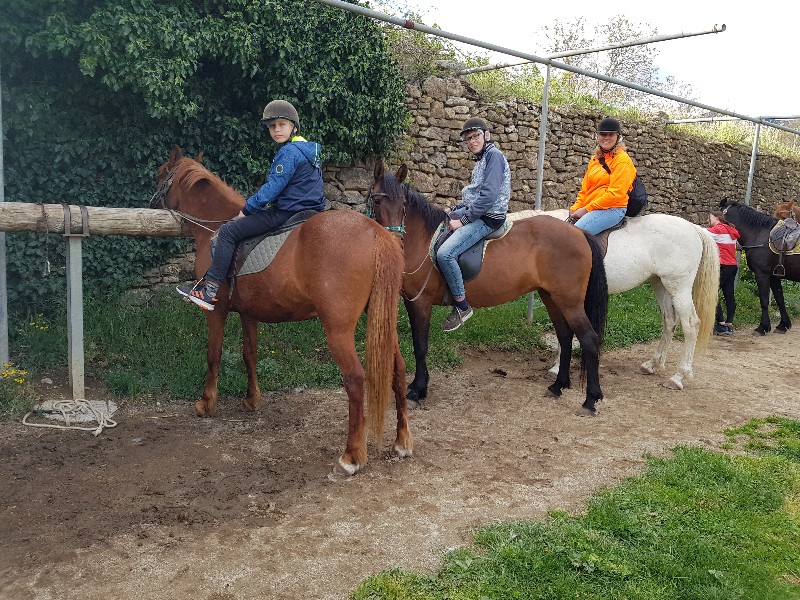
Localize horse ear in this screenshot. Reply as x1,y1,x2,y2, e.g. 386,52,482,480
194,151,204,164
169,145,183,165
373,161,385,182
396,164,408,183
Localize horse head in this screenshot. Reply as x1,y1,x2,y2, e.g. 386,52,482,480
150,144,244,222
369,161,409,237
775,199,798,220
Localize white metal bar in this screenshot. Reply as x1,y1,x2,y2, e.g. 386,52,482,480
65,236,85,400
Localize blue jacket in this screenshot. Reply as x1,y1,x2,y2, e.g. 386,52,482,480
242,136,325,216
450,143,510,228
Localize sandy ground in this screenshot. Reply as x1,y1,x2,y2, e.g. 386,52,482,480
0,326,798,600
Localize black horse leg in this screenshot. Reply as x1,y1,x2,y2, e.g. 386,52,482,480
753,270,773,335
541,296,572,397
404,298,432,407
770,275,792,333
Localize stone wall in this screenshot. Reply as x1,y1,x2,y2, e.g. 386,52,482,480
139,75,800,290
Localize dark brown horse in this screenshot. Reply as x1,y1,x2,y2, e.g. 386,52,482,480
369,162,609,415
150,146,412,474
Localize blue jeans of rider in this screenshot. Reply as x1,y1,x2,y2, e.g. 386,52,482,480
574,207,627,235
437,219,494,299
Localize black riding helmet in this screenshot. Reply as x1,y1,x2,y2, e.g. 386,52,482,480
261,100,300,132
460,117,489,138
597,117,621,134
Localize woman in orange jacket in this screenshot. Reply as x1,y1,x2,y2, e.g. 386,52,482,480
568,117,636,235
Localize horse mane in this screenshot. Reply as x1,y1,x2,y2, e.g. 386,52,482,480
724,200,778,229
177,157,244,207
381,172,446,234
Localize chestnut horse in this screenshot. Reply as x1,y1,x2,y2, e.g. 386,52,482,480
370,162,609,416
775,199,800,220
150,146,412,474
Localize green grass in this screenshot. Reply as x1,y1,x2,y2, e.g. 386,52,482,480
352,417,800,599
1,279,799,417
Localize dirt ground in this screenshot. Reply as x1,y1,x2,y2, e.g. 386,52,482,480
0,326,798,600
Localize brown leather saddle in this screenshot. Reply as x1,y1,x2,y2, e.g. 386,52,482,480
433,220,513,283
768,216,800,277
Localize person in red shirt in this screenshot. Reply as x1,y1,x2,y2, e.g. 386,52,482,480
707,210,741,335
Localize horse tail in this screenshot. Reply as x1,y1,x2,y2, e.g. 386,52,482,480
692,228,721,354
365,231,404,446
583,233,609,347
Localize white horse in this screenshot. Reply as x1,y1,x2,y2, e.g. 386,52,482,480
510,210,720,390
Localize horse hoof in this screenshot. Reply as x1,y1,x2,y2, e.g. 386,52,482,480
393,443,413,458
545,385,562,398
663,378,683,391
575,406,597,417
406,398,422,411
335,458,360,476
547,365,559,380
639,362,656,375
241,397,261,412
752,329,768,336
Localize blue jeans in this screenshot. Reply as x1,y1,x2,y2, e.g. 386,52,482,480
204,206,295,284
437,219,494,299
574,207,627,235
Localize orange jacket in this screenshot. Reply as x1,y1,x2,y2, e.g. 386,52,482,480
571,149,636,212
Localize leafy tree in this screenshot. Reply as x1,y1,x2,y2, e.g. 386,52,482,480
0,0,408,311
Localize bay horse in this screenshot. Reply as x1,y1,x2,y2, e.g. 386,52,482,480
511,209,719,390
370,162,609,416
150,145,412,475
720,198,799,335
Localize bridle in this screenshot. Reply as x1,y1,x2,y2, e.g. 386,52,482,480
149,164,234,233
365,186,406,239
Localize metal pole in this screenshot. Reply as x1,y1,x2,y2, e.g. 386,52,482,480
0,63,9,364
745,122,761,207
458,25,727,75
65,237,85,400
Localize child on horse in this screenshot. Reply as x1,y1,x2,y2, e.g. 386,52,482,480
178,100,326,310
568,117,636,235
437,116,510,332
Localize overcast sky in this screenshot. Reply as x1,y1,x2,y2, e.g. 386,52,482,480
388,0,798,119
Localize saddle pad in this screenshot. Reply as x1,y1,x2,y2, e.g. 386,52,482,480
428,219,513,264
237,229,295,276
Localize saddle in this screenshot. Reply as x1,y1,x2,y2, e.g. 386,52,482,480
431,220,513,287
590,217,628,258
210,209,321,279
768,216,800,277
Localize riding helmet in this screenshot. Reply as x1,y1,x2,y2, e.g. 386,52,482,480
261,100,300,130
460,117,489,137
597,117,621,134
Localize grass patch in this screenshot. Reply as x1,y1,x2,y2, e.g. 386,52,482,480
352,418,800,599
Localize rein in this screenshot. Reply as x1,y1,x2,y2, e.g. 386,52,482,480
150,165,235,233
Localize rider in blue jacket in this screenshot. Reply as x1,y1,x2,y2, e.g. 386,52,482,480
178,100,326,310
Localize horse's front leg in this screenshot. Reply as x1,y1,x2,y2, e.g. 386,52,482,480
198,309,227,416
404,299,432,408
240,314,263,411
770,275,792,333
